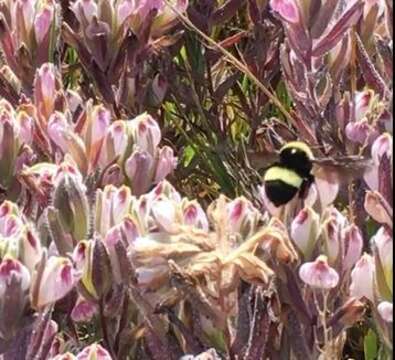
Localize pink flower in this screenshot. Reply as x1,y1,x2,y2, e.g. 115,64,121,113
0,256,31,296
290,207,319,260
372,226,393,294
47,112,71,153
154,146,177,183
30,256,79,309
76,343,113,360
182,201,209,231
270,0,300,24
364,133,393,191
350,253,376,302
125,150,154,195
130,113,161,154
343,224,364,271
71,296,98,322
364,191,392,227
151,198,178,233
34,5,54,44
345,119,379,145
377,301,393,323
299,255,339,289
72,0,98,23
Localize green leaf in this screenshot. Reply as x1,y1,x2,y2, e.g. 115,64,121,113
182,145,196,167
364,329,378,360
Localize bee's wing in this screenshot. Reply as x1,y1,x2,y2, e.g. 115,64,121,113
245,151,280,172
311,156,373,184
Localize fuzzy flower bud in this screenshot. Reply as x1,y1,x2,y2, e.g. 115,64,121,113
377,301,393,323
291,207,320,260
53,164,89,243
343,224,364,271
76,343,113,360
30,255,79,309
350,253,376,302
129,113,161,154
372,227,393,298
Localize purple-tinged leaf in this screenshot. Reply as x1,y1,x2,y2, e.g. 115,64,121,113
376,36,393,80
356,34,390,98
243,287,272,360
26,309,55,360
310,0,338,39
285,310,313,360
210,0,243,26
312,1,363,57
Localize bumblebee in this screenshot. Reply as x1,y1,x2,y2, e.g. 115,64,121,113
262,141,369,207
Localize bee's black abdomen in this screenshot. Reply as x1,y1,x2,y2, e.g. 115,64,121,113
264,180,299,207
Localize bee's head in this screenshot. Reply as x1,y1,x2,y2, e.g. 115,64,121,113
279,141,314,177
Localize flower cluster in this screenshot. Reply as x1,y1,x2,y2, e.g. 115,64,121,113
0,0,393,358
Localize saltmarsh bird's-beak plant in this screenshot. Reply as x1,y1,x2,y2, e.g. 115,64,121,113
0,0,393,358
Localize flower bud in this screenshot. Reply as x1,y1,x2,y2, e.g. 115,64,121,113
151,198,179,233
180,349,222,360
95,185,132,236
154,145,177,183
71,296,98,323
125,150,154,195
72,0,98,23
227,197,260,237
53,164,89,242
322,217,342,264
299,255,339,289
291,207,319,260
30,255,79,309
116,0,137,26
47,112,71,153
34,63,57,120
150,73,168,106
350,253,375,302
129,113,161,154
328,297,366,332
34,5,54,44
0,214,24,259
354,90,374,122
314,172,340,208
270,0,300,24
371,132,393,165
343,224,364,271
0,108,19,189
345,119,379,145
0,256,31,339
372,227,393,297
84,105,111,169
364,191,392,227
73,239,112,301
76,343,112,360
150,0,188,36
103,226,133,283
99,120,129,167
53,354,77,360
20,227,42,274
377,301,393,323
0,256,30,296
182,200,209,231
17,111,34,145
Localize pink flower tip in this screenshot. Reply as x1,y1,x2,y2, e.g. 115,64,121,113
299,255,339,289
270,0,300,24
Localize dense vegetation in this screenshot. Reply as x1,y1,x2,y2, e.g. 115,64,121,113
0,0,392,359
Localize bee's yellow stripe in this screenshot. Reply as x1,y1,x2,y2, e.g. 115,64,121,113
280,141,314,160
264,166,303,188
